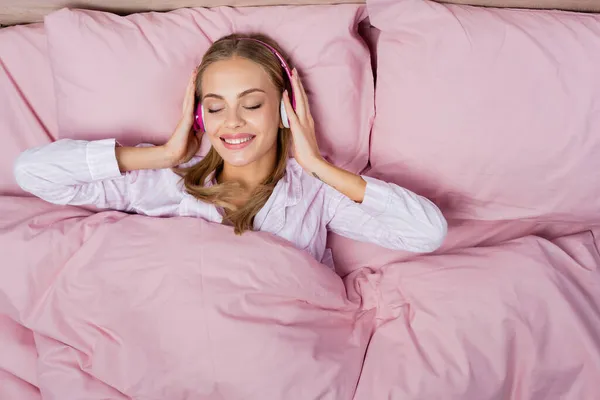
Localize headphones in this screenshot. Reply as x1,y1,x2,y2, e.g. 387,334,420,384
193,38,296,132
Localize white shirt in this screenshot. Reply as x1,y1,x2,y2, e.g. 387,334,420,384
14,139,448,269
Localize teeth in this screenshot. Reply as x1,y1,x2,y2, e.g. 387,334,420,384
224,137,252,145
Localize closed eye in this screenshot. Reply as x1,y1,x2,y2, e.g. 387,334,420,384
244,104,262,110
207,108,223,114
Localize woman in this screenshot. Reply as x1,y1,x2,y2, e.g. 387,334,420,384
14,33,447,269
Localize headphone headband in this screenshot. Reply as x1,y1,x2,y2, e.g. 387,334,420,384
239,38,296,109
193,36,296,132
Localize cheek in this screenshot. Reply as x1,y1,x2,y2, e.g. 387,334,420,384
206,134,221,147
262,103,285,135
248,105,279,130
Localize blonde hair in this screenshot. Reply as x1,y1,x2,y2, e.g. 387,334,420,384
175,33,292,235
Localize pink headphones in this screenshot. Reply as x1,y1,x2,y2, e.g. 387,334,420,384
193,38,296,132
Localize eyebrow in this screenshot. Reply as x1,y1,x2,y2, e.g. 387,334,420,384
202,88,266,100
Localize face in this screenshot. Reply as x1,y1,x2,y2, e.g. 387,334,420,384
200,56,282,167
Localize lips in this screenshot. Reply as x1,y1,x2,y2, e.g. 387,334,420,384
220,133,256,150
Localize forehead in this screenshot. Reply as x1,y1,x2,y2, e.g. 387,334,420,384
201,56,275,94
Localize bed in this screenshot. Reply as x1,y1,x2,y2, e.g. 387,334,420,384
1,0,600,399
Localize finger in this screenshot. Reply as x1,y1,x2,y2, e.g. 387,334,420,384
294,68,311,116
193,66,201,96
183,78,193,112
188,70,198,97
290,69,306,120
184,70,197,113
183,94,193,116
292,72,317,133
282,90,300,129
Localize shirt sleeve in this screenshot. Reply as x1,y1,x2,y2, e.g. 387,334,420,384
325,176,448,253
13,138,174,213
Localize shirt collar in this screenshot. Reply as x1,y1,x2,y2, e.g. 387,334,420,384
282,158,303,208
253,158,303,231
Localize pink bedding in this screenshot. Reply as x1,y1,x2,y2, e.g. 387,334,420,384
0,197,373,399
1,197,599,399
351,231,600,398
0,23,57,196
44,6,373,174
367,0,600,224
2,6,600,400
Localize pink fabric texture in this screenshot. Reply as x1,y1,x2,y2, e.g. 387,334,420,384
0,23,57,196
1,197,599,399
329,217,600,276
44,6,373,173
0,198,373,399
2,5,600,399
0,316,39,400
367,0,600,222
349,231,600,399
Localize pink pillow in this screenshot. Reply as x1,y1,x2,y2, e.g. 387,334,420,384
0,23,57,196
44,6,373,173
367,0,600,222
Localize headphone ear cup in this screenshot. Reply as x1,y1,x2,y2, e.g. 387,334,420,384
194,103,206,132
280,99,290,128
194,104,204,132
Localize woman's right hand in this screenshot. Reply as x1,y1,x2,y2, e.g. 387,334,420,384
162,68,201,166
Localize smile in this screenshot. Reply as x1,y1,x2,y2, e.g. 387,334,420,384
223,137,253,145
220,134,256,150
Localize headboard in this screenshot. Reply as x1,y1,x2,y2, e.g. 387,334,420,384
0,0,360,26
1,0,598,25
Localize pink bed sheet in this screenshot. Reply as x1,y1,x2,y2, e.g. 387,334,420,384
329,218,600,276
349,230,600,399
1,197,599,399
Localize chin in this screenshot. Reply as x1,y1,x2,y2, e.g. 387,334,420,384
214,137,278,167
213,146,257,167
221,156,257,167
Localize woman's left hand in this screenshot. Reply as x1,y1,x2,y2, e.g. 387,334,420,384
282,68,324,171
283,68,368,203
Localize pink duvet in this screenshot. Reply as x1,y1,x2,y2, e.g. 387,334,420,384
1,197,599,399
0,198,373,399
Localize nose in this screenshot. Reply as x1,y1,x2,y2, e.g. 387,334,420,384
223,107,244,129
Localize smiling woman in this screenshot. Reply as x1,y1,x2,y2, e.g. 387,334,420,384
14,30,447,268
174,33,294,230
